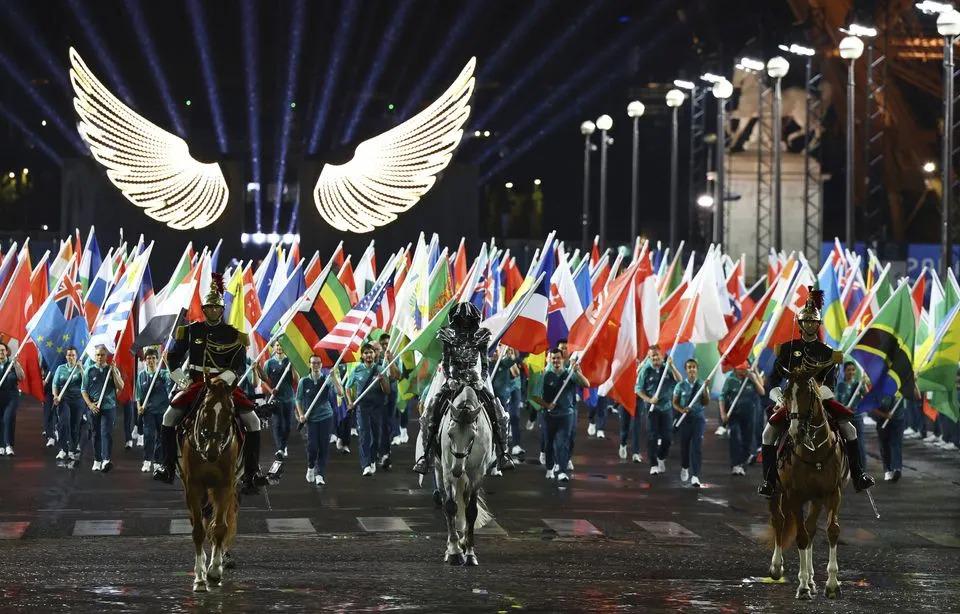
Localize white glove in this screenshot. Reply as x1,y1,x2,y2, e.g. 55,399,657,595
769,386,784,406
170,368,189,388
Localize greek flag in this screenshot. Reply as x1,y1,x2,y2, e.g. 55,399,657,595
85,244,152,358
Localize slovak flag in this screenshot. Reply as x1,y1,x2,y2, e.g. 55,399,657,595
547,253,583,348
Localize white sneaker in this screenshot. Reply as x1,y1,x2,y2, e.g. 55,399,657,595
137,435,144,447
362,465,373,476
657,459,666,472
46,437,56,447
400,429,409,443
738,466,747,475
596,430,606,439
883,471,893,481
0,447,5,456
380,454,390,466
489,466,503,476
125,440,133,450
545,469,555,479
282,447,289,459
731,466,741,475
510,445,523,455
342,446,351,454
140,460,152,472
390,436,401,446
315,474,325,485
370,463,377,474
945,442,960,451
351,428,358,437
92,461,102,471
330,433,339,444
587,423,597,436
306,468,316,482
903,427,916,438
649,465,660,475
56,450,67,460
680,468,690,482
690,476,701,488
539,452,546,465
863,416,876,426
557,472,570,482
715,426,727,437
525,420,535,431
4,446,13,456
68,452,78,461
632,453,642,464
923,433,939,443
618,445,627,459
566,460,574,471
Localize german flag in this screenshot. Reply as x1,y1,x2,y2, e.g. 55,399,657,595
280,271,352,374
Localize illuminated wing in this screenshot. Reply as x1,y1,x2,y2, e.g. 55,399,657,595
69,47,228,230
314,57,475,233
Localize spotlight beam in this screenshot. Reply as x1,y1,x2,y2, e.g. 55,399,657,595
306,1,361,154
0,51,86,155
186,0,229,153
66,0,136,106
271,0,307,233
478,0,552,80
474,0,673,167
480,27,678,183
470,1,606,134
398,0,484,119
0,101,64,166
241,0,262,232
6,4,71,94
123,0,187,137
341,0,413,144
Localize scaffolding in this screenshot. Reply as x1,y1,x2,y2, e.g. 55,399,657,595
803,60,823,267
754,79,774,279
688,86,708,245
862,40,887,245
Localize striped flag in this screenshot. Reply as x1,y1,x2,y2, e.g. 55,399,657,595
280,265,351,370
86,245,152,358
314,262,396,362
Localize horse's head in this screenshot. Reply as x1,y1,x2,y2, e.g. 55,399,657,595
190,381,235,463
784,371,825,445
447,386,482,479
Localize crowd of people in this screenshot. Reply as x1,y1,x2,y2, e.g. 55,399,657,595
0,335,958,489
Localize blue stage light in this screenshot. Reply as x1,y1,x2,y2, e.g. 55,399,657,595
398,0,483,119
478,0,551,81
66,0,136,106
341,0,412,144
271,0,307,233
241,0,262,232
123,0,187,137
0,100,63,165
186,0,228,153
306,1,360,154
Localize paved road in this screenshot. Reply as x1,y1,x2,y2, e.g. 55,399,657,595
0,401,958,612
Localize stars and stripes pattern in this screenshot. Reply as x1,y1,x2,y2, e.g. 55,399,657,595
315,274,395,358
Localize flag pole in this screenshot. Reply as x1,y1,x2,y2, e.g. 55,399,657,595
723,377,750,424
880,396,905,430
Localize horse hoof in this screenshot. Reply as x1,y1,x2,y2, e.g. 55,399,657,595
808,581,817,596
448,553,465,566
193,581,208,593
769,566,783,581
795,587,811,600
465,554,478,566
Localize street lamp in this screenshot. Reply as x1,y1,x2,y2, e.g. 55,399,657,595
596,114,613,249
923,161,937,174
839,35,865,250
767,56,790,251
666,89,685,251
580,120,596,250
696,194,715,209
627,100,646,242
939,9,960,274
711,78,733,248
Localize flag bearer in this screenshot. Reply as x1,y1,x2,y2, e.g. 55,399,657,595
136,348,172,472
52,347,85,463
81,345,124,473
638,346,681,474
673,358,710,488
719,363,764,475
296,355,340,485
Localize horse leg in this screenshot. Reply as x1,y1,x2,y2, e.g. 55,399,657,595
794,505,812,600
463,489,479,566
825,489,842,598
443,484,464,565
804,501,822,596
206,488,232,586
187,486,208,592
769,495,785,580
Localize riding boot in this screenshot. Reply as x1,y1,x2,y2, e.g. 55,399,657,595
240,431,267,495
757,444,778,498
152,425,177,484
490,403,515,470
413,404,442,474
844,439,875,491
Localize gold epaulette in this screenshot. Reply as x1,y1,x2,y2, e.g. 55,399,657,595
174,325,188,341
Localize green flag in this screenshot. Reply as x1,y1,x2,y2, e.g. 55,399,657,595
404,297,456,364
917,303,960,422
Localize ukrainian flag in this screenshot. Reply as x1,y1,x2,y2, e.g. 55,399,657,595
817,261,847,348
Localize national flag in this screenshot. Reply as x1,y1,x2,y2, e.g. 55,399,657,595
818,259,847,348
725,257,747,323
304,251,324,287
0,251,45,400
254,260,306,347
314,259,397,361
87,245,152,359
659,253,729,349
83,247,115,328
503,257,524,305
633,255,660,360
495,260,549,354
48,240,74,293
452,238,468,292
279,263,350,370
589,236,600,269
338,257,357,305
851,284,916,413
254,245,278,308
27,295,89,371
78,227,101,295
911,268,927,321
403,296,457,365
597,269,639,415
353,241,378,297
917,302,960,422
0,241,19,299
209,239,222,274
718,281,776,370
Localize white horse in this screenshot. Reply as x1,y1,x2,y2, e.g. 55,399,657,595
426,386,495,566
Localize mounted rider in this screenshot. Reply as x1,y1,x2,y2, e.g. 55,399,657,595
153,274,268,494
413,302,515,474
757,288,875,498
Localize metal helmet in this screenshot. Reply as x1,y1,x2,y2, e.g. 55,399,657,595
203,273,225,308
449,301,482,328
797,286,823,322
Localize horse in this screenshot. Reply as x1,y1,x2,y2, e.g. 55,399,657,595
178,380,241,592
433,386,495,566
768,372,848,600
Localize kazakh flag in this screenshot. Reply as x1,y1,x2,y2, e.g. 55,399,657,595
917,302,960,422
850,284,916,413
817,260,847,348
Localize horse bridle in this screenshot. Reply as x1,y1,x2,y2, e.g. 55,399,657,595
785,380,837,469
448,402,480,460
190,386,236,463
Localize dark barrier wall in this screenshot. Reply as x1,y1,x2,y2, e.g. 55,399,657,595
61,157,245,276
294,161,480,264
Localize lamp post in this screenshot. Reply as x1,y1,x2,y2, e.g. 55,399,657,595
580,120,596,250
711,79,733,248
766,56,790,251
938,9,960,275
839,35,865,250
666,89,685,251
596,114,613,249
627,101,646,242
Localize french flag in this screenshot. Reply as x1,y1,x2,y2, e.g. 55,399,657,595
547,253,584,348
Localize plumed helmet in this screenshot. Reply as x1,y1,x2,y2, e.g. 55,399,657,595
203,273,225,308
449,302,482,328
797,286,823,322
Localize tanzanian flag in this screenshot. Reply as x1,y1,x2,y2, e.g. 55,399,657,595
850,284,916,413
917,302,960,422
280,270,352,373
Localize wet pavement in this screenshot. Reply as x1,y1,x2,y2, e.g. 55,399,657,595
1,403,958,612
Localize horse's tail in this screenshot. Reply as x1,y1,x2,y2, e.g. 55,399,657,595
475,488,493,529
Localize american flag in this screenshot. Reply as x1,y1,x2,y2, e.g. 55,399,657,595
314,273,395,358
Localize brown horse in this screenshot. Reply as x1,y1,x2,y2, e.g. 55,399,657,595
179,380,240,592
768,373,848,600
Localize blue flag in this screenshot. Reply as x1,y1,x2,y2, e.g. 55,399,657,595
28,300,90,370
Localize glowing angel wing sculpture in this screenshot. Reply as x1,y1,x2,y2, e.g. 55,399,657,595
314,57,476,233
69,47,228,230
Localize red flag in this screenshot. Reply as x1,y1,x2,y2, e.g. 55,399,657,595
599,273,640,415
590,259,611,298
304,254,323,287
502,258,523,305
289,242,301,267
452,240,468,293
633,257,660,362
0,256,44,400
718,281,776,370
590,236,600,268
187,261,205,323
910,272,926,321
338,258,357,305
114,317,136,404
